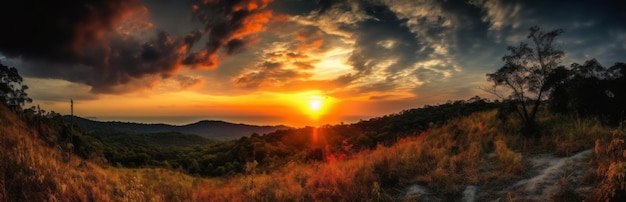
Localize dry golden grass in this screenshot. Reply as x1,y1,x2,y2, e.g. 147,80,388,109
1,105,214,202
1,106,524,201
586,125,626,201
2,104,623,201
189,110,529,200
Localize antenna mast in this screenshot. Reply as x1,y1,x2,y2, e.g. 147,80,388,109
69,99,74,163
70,99,73,133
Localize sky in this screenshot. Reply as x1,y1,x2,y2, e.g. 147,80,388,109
0,0,625,127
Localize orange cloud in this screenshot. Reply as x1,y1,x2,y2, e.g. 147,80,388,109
184,49,218,70
3,0,284,95
272,14,291,22
176,75,205,89
293,28,325,52
72,0,147,51
231,10,273,40
294,61,315,70
188,0,277,73
296,29,323,41
296,39,324,51
116,5,153,36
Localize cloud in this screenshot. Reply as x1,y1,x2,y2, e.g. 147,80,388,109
23,78,98,103
229,19,342,91
0,0,275,94
0,0,146,60
469,0,522,31
234,60,312,89
175,75,205,89
10,30,192,94
295,1,465,97
187,0,274,66
225,0,625,102
4,0,625,110
292,0,371,41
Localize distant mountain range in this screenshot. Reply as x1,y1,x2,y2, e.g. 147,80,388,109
64,116,291,139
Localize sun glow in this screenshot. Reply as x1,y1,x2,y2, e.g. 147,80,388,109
284,91,338,122
309,99,322,111
305,96,327,120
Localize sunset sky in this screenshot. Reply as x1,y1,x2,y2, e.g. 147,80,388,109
1,0,625,127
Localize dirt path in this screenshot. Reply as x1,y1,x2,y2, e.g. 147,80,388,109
402,149,593,202
402,149,596,201
496,149,594,201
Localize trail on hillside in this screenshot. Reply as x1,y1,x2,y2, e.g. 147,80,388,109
403,149,595,201
495,149,594,201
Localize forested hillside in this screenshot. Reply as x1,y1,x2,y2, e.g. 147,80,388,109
65,96,499,176
3,100,626,201
67,116,291,139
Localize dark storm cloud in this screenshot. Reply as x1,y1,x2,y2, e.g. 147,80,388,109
0,0,145,61
385,0,624,94
187,0,273,67
0,0,178,93
87,31,189,93
8,30,190,94
0,0,274,94
443,0,626,99
348,4,426,75
470,0,626,32
2,0,625,99
266,0,345,16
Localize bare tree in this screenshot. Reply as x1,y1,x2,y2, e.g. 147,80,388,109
485,26,565,136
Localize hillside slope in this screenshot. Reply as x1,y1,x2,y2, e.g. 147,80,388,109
0,105,213,201
3,103,626,201
66,115,291,139
1,105,114,201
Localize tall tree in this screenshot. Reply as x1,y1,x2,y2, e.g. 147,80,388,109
0,62,32,110
548,60,626,125
485,26,565,136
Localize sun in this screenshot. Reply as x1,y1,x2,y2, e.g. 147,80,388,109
309,99,322,111
303,95,330,120
288,92,337,122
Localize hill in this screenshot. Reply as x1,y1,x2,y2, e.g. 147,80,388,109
70,97,501,176
0,104,219,201
3,101,626,201
65,115,291,139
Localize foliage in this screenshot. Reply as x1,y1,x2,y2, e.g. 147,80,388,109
588,125,626,201
0,62,32,109
68,116,290,139
58,96,499,177
548,59,626,125
3,96,626,201
486,26,565,136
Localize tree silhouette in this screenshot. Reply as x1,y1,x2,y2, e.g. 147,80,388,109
606,62,626,124
485,26,565,136
0,62,32,110
548,60,626,125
